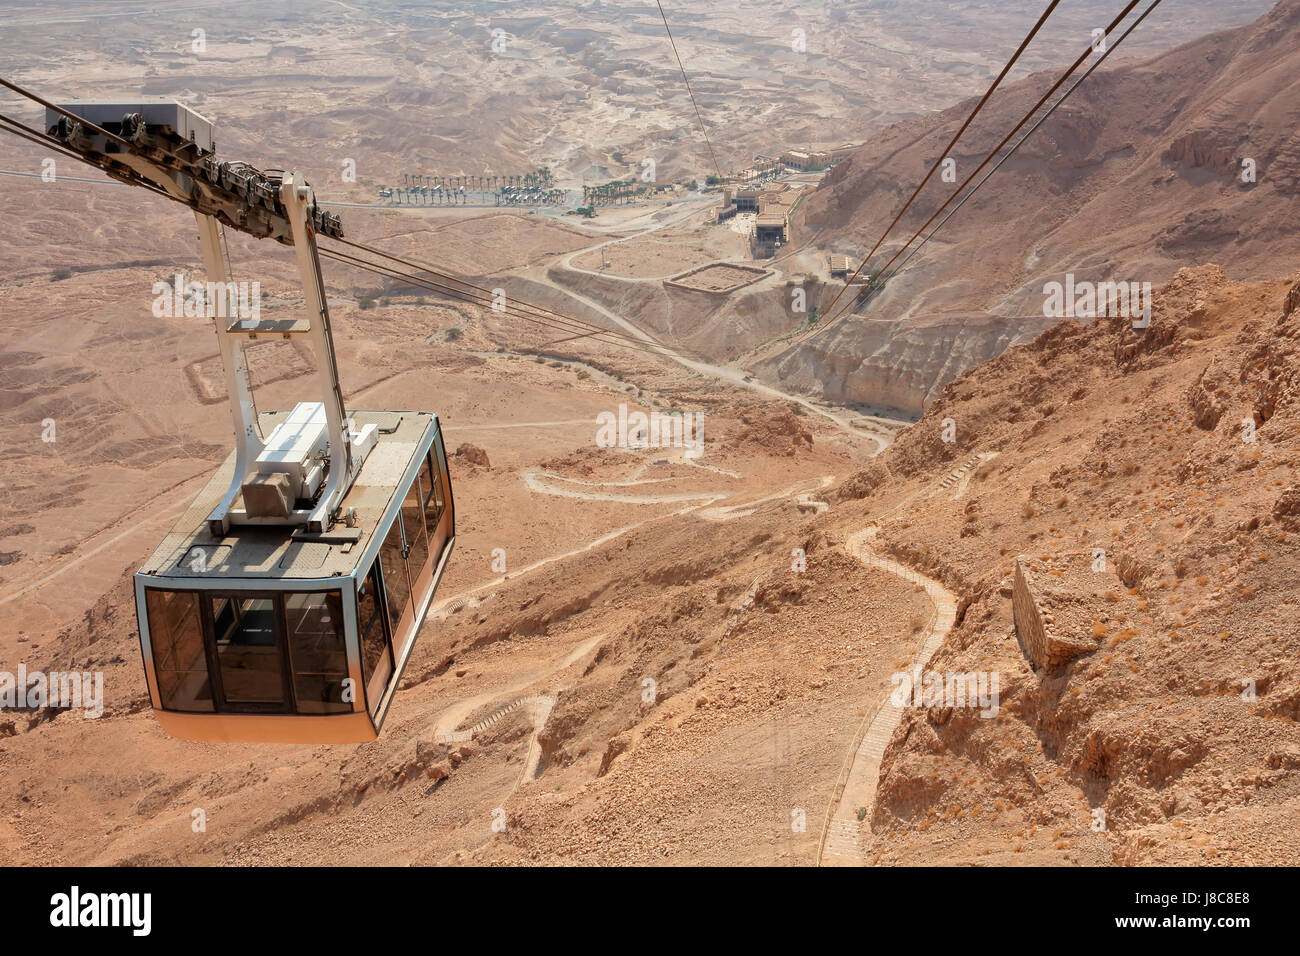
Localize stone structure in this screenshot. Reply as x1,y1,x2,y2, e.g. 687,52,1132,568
1012,556,1096,671
664,262,771,295
733,187,761,212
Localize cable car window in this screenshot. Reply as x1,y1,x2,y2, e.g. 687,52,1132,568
423,449,446,540
357,564,392,713
419,457,436,516
210,596,286,707
145,589,213,712
404,474,429,575
433,443,447,513
285,592,350,714
380,516,411,627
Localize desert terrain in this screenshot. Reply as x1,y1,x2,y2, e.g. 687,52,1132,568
0,0,1276,191
761,0,1300,413
0,0,1296,869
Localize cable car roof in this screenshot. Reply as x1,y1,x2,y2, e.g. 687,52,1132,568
137,409,439,583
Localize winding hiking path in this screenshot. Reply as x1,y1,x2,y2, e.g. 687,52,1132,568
818,527,958,866
430,634,606,794
536,266,894,450
516,204,902,451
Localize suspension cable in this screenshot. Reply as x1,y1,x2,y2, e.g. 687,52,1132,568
872,0,1166,297
0,113,81,160
654,0,724,184
820,0,1064,323
0,82,672,360
0,76,132,148
0,110,189,205
824,0,1146,326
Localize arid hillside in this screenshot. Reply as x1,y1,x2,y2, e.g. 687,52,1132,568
5,259,1293,867
832,265,1300,864
761,0,1300,414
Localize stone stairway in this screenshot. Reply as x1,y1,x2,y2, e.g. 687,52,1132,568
434,694,556,745
937,453,983,492
822,817,862,860
818,531,958,866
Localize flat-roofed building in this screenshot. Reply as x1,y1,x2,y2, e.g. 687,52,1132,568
828,254,852,278
782,149,831,170
754,213,788,257
734,187,762,212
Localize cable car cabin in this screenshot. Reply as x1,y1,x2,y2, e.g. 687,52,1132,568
133,407,455,744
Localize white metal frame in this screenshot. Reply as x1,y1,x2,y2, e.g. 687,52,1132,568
196,211,265,534
202,171,371,535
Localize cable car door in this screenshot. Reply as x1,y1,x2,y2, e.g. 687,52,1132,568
357,566,393,717
204,593,292,712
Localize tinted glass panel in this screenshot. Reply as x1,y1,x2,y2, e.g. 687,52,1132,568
146,589,213,712
404,476,429,577
424,449,446,541
285,591,351,714
358,564,392,714
380,517,411,626
210,596,285,706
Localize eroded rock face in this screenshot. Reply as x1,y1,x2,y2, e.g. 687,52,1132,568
1284,278,1300,318
1162,131,1240,176
857,259,1300,865
1156,208,1242,253
454,443,491,469
725,405,813,456
836,460,890,501
763,314,1048,416
1273,486,1300,529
